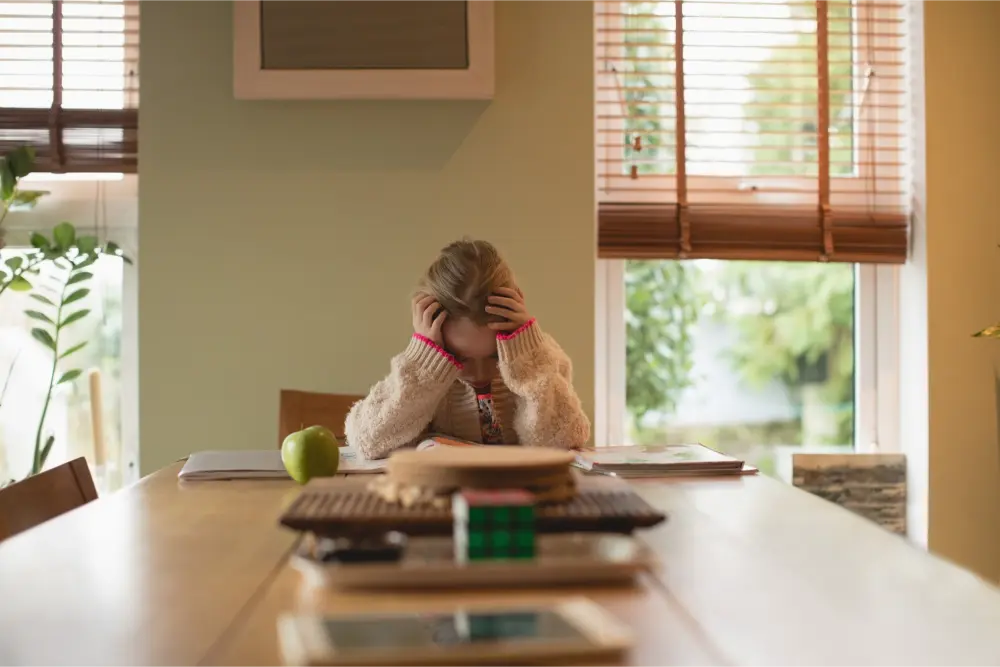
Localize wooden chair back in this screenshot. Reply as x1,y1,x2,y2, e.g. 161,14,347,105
278,389,364,447
0,457,98,542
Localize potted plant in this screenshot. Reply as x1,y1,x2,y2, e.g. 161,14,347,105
0,147,130,482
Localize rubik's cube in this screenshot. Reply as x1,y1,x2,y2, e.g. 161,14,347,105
452,489,536,562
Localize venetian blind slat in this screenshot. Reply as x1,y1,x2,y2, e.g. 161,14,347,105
595,0,910,263
0,0,138,173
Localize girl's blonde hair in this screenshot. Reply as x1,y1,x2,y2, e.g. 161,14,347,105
418,239,515,326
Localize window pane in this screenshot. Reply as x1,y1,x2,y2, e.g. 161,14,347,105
0,250,124,491
624,259,855,477
607,0,860,180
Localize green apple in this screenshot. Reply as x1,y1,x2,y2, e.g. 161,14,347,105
281,425,340,484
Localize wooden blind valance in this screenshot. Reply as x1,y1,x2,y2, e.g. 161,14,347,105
0,0,138,173
596,0,910,263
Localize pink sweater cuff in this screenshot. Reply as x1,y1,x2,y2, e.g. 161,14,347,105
412,334,463,370
497,318,537,341
496,319,544,362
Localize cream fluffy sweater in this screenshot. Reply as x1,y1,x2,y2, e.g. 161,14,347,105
345,320,591,460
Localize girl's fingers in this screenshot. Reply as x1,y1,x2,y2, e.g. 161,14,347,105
488,321,518,331
485,305,516,319
487,295,523,311
413,294,434,314
422,301,442,326
495,286,523,301
430,309,448,333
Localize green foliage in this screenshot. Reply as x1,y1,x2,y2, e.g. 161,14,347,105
619,3,861,445
747,1,855,178
711,2,859,444
618,3,676,176
0,146,131,478
708,261,855,444
710,262,854,383
974,324,1000,339
617,5,699,427
625,260,699,423
19,235,126,476
1,147,49,240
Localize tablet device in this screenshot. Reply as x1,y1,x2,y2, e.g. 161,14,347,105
277,597,632,665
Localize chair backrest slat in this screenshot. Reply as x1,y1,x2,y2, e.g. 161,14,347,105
0,457,98,542
278,389,364,448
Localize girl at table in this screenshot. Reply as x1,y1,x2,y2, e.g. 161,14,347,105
345,239,590,460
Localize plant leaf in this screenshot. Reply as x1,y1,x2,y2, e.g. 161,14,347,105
25,310,54,325
57,369,83,385
59,309,90,328
4,256,22,271
29,232,49,250
30,327,55,351
12,189,47,208
29,293,55,306
75,235,98,255
9,275,31,292
0,268,7,283
6,146,35,179
67,271,93,285
63,288,89,306
59,341,87,360
52,222,75,251
73,255,98,270
105,241,121,256
39,435,55,470
973,324,1000,339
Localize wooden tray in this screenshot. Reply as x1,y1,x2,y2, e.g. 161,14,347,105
291,534,658,590
279,475,667,538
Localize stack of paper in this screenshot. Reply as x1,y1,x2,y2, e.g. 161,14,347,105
573,444,751,478
178,450,290,481
178,447,388,480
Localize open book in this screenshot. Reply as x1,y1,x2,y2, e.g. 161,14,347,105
415,435,482,451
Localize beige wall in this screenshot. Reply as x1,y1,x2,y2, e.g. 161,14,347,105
138,1,595,474
923,1,1000,580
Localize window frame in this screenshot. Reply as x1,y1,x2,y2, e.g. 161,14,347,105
593,258,901,454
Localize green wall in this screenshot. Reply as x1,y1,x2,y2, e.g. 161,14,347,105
138,1,595,473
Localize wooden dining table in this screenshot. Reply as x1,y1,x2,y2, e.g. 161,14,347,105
2,462,1000,666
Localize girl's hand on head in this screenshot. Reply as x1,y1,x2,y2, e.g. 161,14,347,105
486,286,532,332
412,294,448,346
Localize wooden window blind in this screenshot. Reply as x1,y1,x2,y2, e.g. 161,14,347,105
0,0,138,173
596,0,910,263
